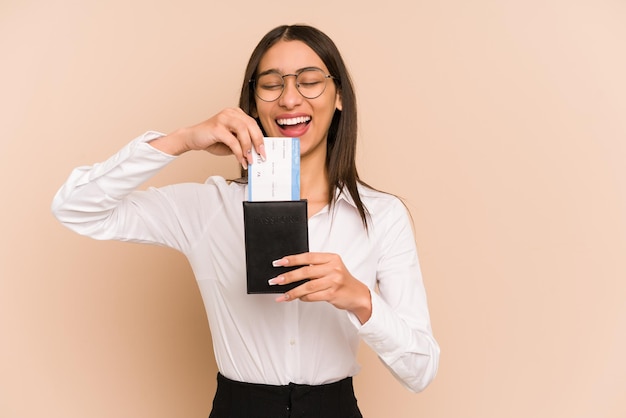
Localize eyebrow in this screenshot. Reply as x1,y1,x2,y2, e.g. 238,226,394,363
256,66,324,77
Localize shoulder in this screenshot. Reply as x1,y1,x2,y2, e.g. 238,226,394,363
204,175,247,191
356,184,417,250
357,183,408,217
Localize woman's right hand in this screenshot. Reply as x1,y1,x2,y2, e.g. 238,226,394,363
150,107,266,168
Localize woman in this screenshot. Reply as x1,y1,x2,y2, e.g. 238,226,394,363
52,24,439,418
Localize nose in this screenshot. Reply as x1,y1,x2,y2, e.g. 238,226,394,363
278,75,302,108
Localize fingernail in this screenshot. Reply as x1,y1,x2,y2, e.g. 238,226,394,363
268,276,285,285
275,293,290,302
272,258,287,267
259,143,266,161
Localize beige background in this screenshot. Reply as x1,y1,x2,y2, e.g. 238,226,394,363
1,0,625,417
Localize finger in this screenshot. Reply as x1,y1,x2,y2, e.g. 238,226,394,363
229,123,254,166
218,120,254,168
211,126,248,169
208,108,254,167
272,252,335,268
228,109,264,165
268,262,337,288
277,279,332,303
250,134,266,162
267,265,313,286
238,110,266,162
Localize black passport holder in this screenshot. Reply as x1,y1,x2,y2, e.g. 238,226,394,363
243,200,309,294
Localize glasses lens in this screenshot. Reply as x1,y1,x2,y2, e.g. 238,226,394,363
255,73,284,102
296,69,328,99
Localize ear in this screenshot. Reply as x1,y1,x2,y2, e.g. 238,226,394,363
335,91,342,111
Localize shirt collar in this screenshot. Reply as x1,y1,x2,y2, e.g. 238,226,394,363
333,184,359,210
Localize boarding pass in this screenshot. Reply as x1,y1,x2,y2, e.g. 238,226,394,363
247,137,300,201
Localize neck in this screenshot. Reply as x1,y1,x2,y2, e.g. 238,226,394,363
300,150,330,216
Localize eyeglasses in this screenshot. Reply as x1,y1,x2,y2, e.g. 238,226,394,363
252,68,335,102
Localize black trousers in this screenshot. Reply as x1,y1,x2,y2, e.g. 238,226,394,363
209,373,363,418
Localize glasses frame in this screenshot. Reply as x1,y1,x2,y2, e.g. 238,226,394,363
251,67,336,102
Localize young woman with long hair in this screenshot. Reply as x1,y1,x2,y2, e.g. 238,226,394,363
52,24,439,418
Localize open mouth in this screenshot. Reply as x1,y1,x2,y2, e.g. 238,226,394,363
276,115,311,127
275,115,311,137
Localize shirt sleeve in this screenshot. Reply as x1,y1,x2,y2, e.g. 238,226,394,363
350,198,440,393
50,131,196,250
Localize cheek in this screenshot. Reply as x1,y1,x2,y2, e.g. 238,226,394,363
259,115,276,134
255,105,273,128
318,99,339,122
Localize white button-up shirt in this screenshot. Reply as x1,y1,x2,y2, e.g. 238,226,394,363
52,132,439,392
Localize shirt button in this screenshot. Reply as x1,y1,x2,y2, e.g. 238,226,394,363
289,338,296,346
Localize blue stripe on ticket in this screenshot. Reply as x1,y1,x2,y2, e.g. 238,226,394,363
291,138,300,200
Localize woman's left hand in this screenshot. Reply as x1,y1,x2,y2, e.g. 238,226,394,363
269,252,372,324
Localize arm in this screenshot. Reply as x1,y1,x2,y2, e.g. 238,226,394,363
150,107,265,164
357,200,440,393
266,198,439,392
51,131,178,243
51,108,265,244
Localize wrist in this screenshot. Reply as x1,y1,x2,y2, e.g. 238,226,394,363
352,288,373,325
149,128,191,156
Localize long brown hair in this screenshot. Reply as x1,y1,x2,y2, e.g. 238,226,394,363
239,24,370,228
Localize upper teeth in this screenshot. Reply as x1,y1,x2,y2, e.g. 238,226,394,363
277,116,311,126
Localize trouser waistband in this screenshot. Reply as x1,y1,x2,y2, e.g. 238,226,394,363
209,372,363,418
